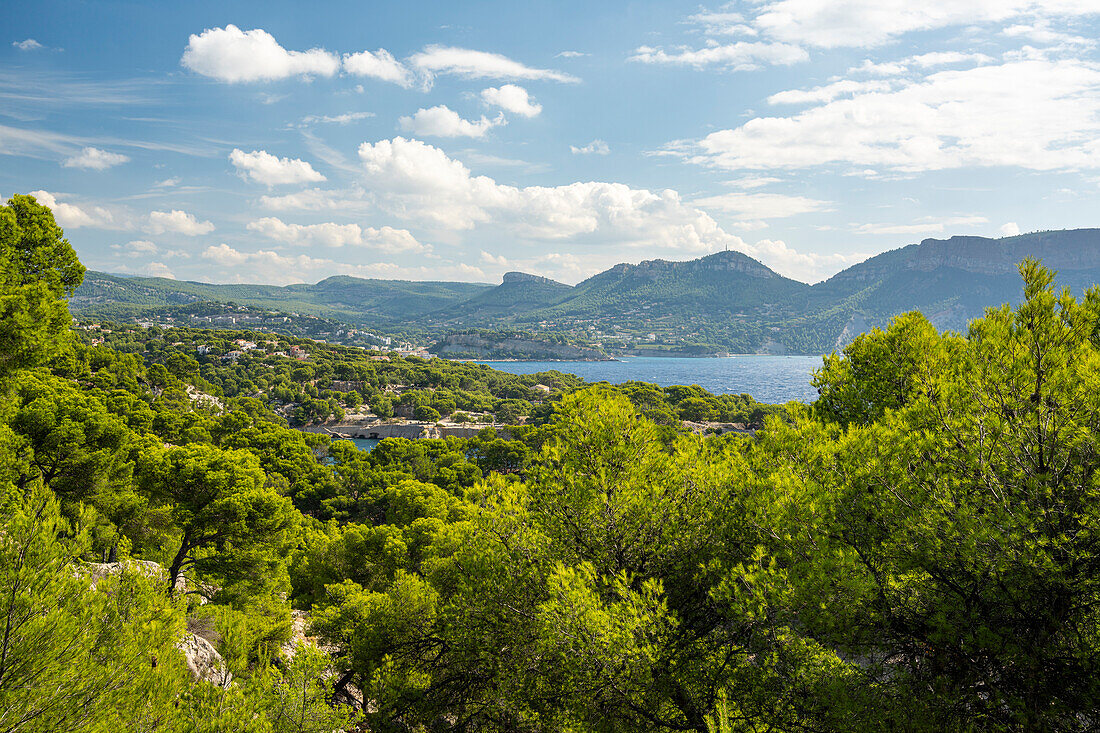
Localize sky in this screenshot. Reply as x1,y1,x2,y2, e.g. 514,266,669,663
3,1,1100,286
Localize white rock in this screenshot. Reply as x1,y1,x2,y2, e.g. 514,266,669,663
176,632,232,687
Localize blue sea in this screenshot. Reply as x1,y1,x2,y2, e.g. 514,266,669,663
472,355,823,404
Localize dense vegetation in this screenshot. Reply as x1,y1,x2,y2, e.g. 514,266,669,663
6,194,1100,731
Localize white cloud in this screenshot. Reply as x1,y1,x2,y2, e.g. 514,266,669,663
120,239,158,254
110,239,190,259
909,51,995,68
353,136,845,281
408,45,578,86
199,243,474,286
480,250,510,266
146,209,215,236
12,39,43,51
999,221,1022,236
571,139,610,155
246,216,428,253
845,52,994,79
258,187,370,212
768,79,895,105
141,262,175,278
153,177,180,188
725,176,783,189
687,10,758,36
480,84,542,117
180,25,339,82
682,59,1100,173
693,191,832,219
29,190,117,229
629,41,808,70
342,49,416,87
1003,21,1094,46
749,239,868,284
855,215,989,235
62,146,130,170
229,148,326,186
112,261,176,279
555,51,587,58
298,111,374,126
398,106,506,138
747,0,1100,49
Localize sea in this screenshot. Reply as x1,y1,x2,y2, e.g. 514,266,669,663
472,355,824,404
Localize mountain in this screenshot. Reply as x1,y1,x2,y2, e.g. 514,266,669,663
72,228,1100,355
809,229,1100,341
73,271,493,326
552,250,810,317
427,271,575,322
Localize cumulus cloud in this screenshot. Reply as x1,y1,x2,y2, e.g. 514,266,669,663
555,51,587,58
229,148,326,186
629,41,808,70
352,136,844,281
999,221,1022,237
408,45,578,85
748,239,868,284
12,39,43,51
680,59,1100,173
146,209,215,236
181,25,339,82
62,146,130,170
246,216,428,253
29,190,117,229
398,105,506,138
570,139,610,155
342,48,416,87
480,84,542,117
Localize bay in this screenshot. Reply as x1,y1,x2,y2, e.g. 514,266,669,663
472,355,824,404
349,437,380,452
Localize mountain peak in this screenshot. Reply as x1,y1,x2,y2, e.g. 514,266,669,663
501,271,565,286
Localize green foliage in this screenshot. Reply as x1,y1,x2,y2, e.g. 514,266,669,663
0,194,85,380
0,487,188,733
139,443,298,599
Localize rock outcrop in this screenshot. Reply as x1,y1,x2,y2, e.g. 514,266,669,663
177,632,232,687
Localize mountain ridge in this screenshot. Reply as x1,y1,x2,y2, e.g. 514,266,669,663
74,228,1100,355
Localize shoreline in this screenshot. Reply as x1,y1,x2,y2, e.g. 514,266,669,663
456,353,823,363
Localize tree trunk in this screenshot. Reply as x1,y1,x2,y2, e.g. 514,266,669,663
166,534,191,596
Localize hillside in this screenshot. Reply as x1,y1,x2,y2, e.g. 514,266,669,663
807,229,1100,342
73,228,1100,355
426,271,575,322
72,271,492,327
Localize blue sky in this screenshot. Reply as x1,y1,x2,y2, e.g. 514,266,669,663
3,1,1099,285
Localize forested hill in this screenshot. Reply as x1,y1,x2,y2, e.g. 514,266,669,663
74,228,1100,354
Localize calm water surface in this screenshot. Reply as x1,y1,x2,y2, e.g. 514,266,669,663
472,355,823,404
349,437,380,452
